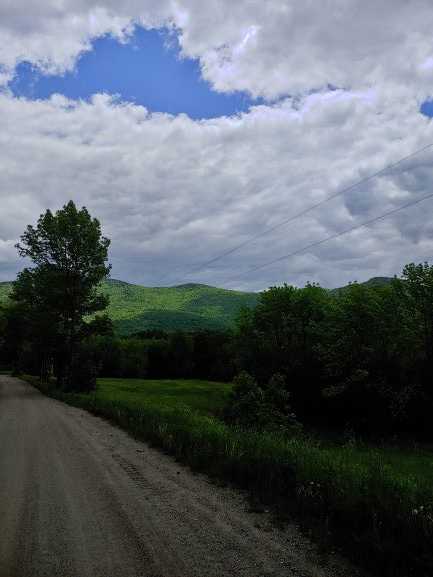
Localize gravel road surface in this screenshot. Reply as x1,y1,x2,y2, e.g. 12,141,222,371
0,376,364,577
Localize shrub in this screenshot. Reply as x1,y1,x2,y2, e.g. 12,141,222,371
225,371,300,433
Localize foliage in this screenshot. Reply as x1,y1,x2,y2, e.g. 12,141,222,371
0,282,12,304
235,266,433,437
10,201,111,389
224,371,300,432
401,262,433,362
85,329,235,382
235,282,333,420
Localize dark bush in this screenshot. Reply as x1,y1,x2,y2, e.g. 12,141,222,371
225,371,300,433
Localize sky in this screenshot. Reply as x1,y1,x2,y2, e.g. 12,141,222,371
1,1,433,291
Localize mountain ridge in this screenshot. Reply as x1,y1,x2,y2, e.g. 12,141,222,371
0,278,259,334
0,276,395,334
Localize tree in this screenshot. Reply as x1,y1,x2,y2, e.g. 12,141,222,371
235,283,331,419
12,201,111,390
401,262,433,363
321,282,389,431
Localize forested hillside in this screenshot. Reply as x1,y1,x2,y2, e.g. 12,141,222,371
0,277,398,334
0,279,259,333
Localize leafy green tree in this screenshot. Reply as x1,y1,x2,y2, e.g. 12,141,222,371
325,283,381,381
235,283,331,418
12,201,111,390
321,278,430,432
401,262,433,362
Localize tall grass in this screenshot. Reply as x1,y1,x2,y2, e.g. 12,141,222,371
28,377,433,577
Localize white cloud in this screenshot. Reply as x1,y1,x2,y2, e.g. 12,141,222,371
0,2,433,288
193,1,433,100
1,1,433,99
0,88,432,289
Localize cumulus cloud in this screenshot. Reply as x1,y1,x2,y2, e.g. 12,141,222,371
0,2,433,289
1,1,433,100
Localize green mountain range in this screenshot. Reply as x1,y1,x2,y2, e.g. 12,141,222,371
0,279,259,334
0,276,395,334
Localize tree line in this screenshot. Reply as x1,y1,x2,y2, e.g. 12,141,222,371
0,202,432,438
233,267,433,437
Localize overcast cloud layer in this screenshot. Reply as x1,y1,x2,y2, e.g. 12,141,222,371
1,1,433,290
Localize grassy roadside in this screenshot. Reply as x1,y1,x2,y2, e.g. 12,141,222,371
24,376,433,577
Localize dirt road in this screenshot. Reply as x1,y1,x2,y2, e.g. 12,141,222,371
0,376,362,577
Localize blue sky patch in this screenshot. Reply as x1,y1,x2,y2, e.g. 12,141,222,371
9,27,262,119
420,100,433,117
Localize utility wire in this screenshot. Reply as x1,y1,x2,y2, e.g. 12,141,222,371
160,142,433,285
226,190,433,283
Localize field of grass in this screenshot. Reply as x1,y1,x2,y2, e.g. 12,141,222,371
0,279,258,334
339,443,433,487
95,378,232,417
98,379,433,491
26,375,433,577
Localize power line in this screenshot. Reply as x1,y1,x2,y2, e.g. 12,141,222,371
159,141,433,285
226,190,433,283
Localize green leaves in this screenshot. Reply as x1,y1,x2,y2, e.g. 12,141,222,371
225,371,300,433
12,201,111,388
402,262,433,361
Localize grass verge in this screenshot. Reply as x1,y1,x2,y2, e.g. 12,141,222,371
24,376,433,577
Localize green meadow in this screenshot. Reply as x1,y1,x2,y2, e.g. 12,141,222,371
94,377,232,416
